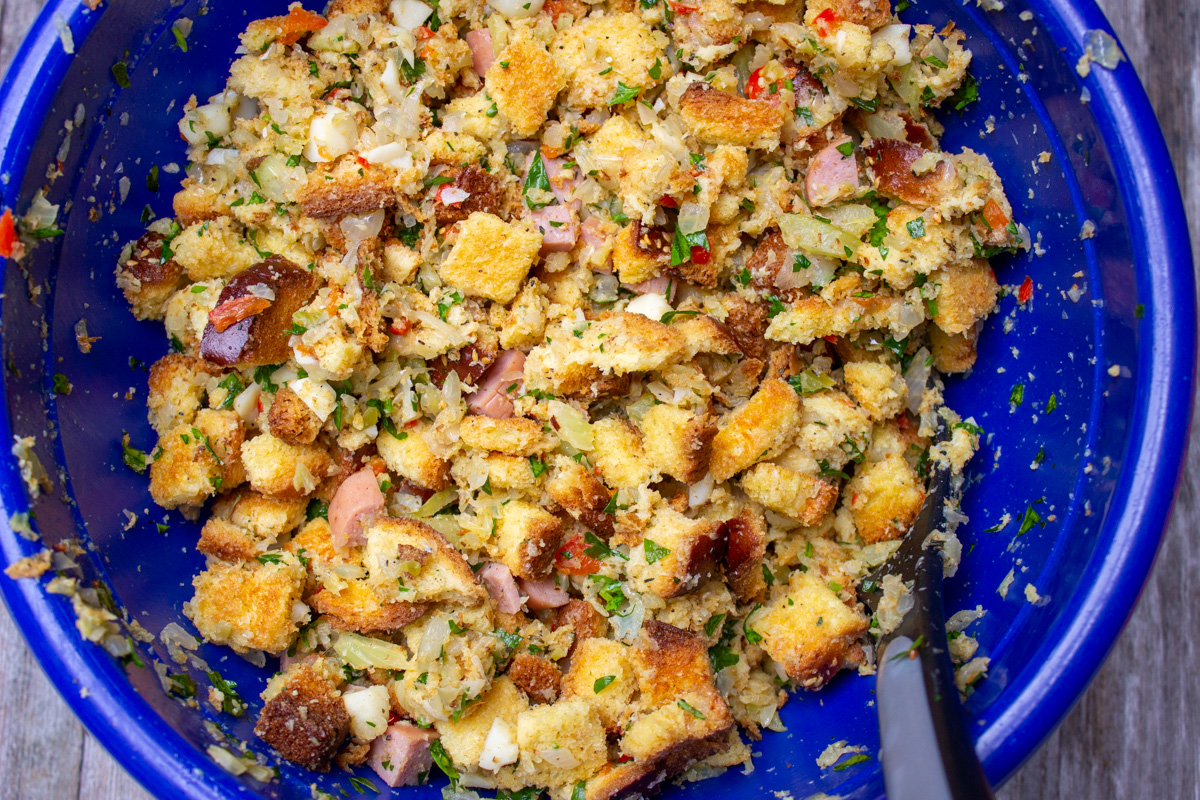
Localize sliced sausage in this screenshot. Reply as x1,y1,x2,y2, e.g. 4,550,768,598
328,467,385,548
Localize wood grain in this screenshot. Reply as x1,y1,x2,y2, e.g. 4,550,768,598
0,0,1196,798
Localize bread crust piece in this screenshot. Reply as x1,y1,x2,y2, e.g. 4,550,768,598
362,516,488,604
267,386,323,445
146,354,218,435
508,652,562,704
254,663,350,771
740,463,839,526
546,457,615,539
679,83,787,149
932,260,999,335
115,232,187,320
295,156,398,219
495,500,566,580
722,506,766,604
637,405,716,484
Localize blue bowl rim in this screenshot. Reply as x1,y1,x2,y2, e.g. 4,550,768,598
0,0,1193,798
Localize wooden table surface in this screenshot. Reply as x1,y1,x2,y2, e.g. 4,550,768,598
1,0,1196,797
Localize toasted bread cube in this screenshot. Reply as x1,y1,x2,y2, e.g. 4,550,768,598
149,409,246,509
116,233,188,320
756,570,869,689
499,279,549,350
763,294,910,345
740,463,839,526
577,313,688,375
631,621,722,709
588,116,645,180
222,490,308,539
553,13,666,110
676,315,741,358
267,386,322,446
546,456,615,539
591,419,654,489
438,212,543,304
486,35,566,137
508,652,562,704
364,516,487,604
845,453,925,544
620,689,732,764
627,508,725,599
435,676,530,771
709,378,801,482
382,239,421,285
377,423,452,491
637,405,716,484
791,390,874,471
843,361,908,421
169,216,259,282
313,581,430,633
612,222,669,285
460,416,555,457
561,638,636,732
452,452,538,493
255,662,349,771
185,554,307,654
241,432,334,498
197,517,269,562
515,698,608,787
295,156,397,219
146,354,217,434
495,500,565,581
679,83,786,149
723,506,766,603
932,261,999,335
930,324,979,373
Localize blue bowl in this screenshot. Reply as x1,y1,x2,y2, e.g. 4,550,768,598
0,1,1192,798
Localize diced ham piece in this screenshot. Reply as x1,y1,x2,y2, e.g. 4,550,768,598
621,275,679,302
480,563,522,614
805,137,861,208
531,205,579,253
581,216,612,253
328,467,385,548
467,350,526,419
519,578,571,610
368,723,436,788
465,29,494,76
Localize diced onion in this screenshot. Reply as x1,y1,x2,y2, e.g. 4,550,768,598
391,0,433,28
536,748,580,769
416,488,458,517
903,347,931,413
826,204,878,238
873,24,912,66
333,632,410,670
778,213,861,260
343,685,392,741
677,201,709,235
547,400,593,450
179,102,233,147
253,153,306,202
440,186,471,204
304,107,359,163
688,473,714,507
625,292,673,321
1083,29,1125,69
489,0,545,19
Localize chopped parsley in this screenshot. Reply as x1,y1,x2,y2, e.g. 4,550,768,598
593,675,616,693
643,538,670,565
607,81,641,105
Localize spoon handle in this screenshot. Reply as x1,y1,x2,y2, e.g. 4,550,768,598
876,546,995,800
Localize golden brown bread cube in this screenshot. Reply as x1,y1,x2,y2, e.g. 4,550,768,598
460,416,555,457
756,569,869,689
740,463,839,526
845,452,925,543
723,506,767,604
295,157,397,219
591,418,654,489
552,13,666,110
495,500,566,580
115,232,187,320
267,386,323,446
362,516,488,605
184,553,307,654
149,409,246,509
575,313,688,375
146,354,218,435
376,423,452,491
485,35,566,137
932,261,999,335
612,221,670,285
627,507,726,599
560,637,636,732
438,212,543,304
240,431,335,498
508,652,562,704
197,517,269,562
637,405,716,484
545,457,615,539
630,620,724,710
514,698,608,787
434,676,530,772
254,662,349,771
679,83,787,149
709,378,802,482
169,216,259,282
843,360,908,421
930,324,979,373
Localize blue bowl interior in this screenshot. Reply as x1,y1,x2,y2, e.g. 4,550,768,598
0,1,1192,799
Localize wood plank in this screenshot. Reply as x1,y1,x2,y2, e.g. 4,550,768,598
79,735,153,800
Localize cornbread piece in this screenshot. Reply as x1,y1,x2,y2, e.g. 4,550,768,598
756,570,869,689
495,500,565,580
485,35,566,137
149,409,246,509
679,83,786,149
845,453,925,544
255,662,349,771
553,13,665,110
709,378,802,482
296,157,397,219
627,507,726,599
438,212,543,303
240,432,335,498
185,554,307,654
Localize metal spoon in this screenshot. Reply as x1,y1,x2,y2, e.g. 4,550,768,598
861,417,995,800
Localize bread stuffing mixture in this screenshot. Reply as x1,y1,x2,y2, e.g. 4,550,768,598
113,0,1016,793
